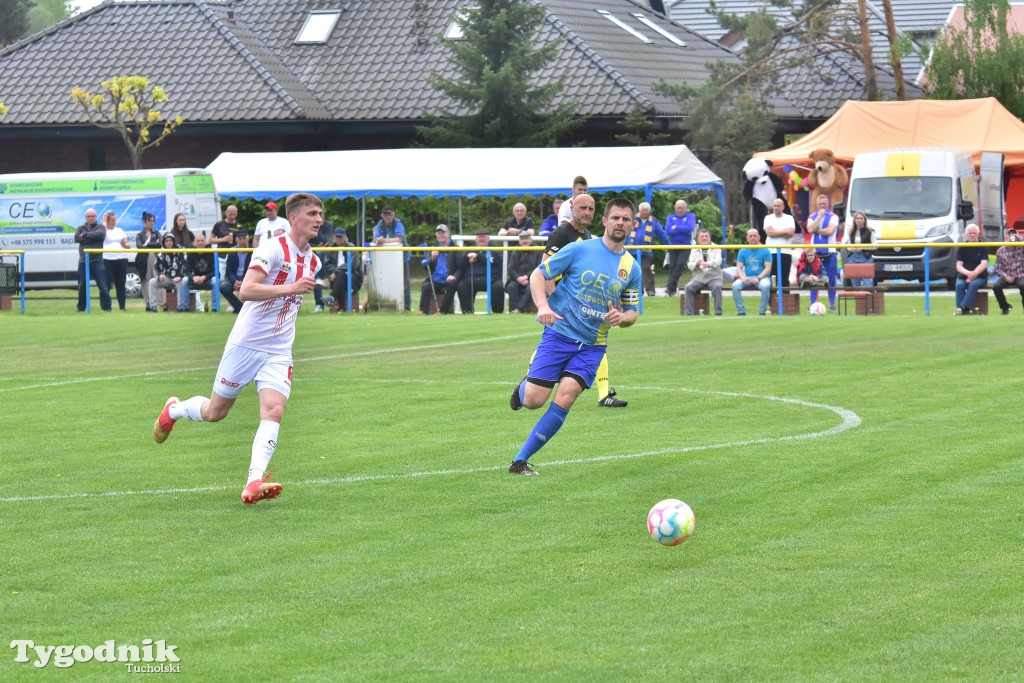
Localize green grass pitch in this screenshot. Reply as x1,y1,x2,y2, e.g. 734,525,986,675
1,293,1022,680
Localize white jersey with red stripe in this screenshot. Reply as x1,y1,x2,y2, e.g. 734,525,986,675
228,234,320,356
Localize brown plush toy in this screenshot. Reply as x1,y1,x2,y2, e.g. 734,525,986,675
807,148,849,208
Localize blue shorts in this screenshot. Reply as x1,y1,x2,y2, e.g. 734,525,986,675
526,328,607,390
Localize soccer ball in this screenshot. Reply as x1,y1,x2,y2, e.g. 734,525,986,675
647,499,696,546
808,301,827,316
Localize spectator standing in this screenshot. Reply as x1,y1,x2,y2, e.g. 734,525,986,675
253,201,289,247
419,224,457,315
135,212,161,308
764,198,796,289
539,198,564,236
664,200,696,296
625,201,669,297
149,233,188,312
326,227,363,312
210,204,240,249
731,228,772,316
169,212,194,250
499,203,535,236
955,223,990,315
152,193,323,506
557,175,589,225
683,228,723,315
220,231,252,314
806,194,840,312
993,227,1024,315
506,230,543,313
456,229,505,313
101,210,131,311
373,205,412,311
841,210,876,286
74,209,111,312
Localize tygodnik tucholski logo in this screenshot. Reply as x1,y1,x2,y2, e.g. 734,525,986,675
10,639,180,671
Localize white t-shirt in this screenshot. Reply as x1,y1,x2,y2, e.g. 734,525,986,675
557,197,575,225
228,234,320,356
763,213,797,247
102,227,129,261
255,216,291,243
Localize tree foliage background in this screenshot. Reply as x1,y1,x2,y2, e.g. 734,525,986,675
922,0,1024,117
420,0,578,147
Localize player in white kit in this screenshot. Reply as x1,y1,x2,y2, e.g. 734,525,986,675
153,193,323,505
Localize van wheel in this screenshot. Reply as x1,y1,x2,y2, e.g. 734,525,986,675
126,267,142,298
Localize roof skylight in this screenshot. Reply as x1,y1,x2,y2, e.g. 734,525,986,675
597,10,652,44
632,13,686,46
295,10,341,44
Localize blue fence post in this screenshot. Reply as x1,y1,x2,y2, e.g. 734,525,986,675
774,248,784,316
924,246,931,317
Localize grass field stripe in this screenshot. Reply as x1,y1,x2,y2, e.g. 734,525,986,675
0,394,859,503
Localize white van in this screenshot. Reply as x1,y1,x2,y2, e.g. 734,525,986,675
835,148,978,287
0,168,220,296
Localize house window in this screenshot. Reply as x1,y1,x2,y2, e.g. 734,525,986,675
295,10,341,44
596,10,652,44
632,13,686,47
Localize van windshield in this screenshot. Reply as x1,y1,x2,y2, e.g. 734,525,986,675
850,177,953,219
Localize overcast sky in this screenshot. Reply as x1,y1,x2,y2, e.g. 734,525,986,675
75,0,107,13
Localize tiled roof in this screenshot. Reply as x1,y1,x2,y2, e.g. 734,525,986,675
888,0,956,35
667,0,926,113
0,0,332,125
0,0,741,127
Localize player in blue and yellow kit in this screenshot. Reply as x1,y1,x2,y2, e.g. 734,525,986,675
508,198,642,475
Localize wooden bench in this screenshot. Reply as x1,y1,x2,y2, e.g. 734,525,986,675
0,295,11,311
769,292,801,315
836,262,885,315
679,292,713,315
964,290,988,315
163,290,196,312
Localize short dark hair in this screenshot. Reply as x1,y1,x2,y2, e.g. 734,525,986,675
573,175,588,187
285,192,323,218
603,197,635,218
142,212,155,222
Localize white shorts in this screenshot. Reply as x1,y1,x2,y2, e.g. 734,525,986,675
212,343,293,400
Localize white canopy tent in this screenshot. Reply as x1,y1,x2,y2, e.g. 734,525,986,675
206,145,725,239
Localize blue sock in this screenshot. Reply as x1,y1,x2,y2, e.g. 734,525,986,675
518,381,525,405
514,401,569,463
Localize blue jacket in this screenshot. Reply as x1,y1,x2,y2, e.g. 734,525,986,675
224,249,252,287
664,212,696,246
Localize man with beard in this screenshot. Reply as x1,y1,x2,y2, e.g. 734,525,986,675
507,198,642,475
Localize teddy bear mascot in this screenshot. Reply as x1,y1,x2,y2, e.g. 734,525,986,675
806,148,849,209
742,157,789,244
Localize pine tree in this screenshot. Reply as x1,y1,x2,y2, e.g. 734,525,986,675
615,105,671,146
420,0,579,147
0,0,33,47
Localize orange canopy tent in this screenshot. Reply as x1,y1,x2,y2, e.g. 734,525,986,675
756,97,1024,222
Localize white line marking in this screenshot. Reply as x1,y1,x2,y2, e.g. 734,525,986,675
0,392,859,503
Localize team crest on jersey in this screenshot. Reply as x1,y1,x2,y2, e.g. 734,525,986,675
618,268,628,280
280,262,292,272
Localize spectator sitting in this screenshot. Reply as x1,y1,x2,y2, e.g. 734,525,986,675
326,227,364,312
149,233,188,312
683,227,723,315
731,228,772,316
456,229,505,314
993,227,1024,315
796,247,827,287
505,230,543,313
499,202,535,236
220,231,251,314
539,198,564,236
419,224,457,315
184,232,216,310
954,223,989,315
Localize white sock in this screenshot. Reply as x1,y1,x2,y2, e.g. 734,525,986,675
248,420,280,484
168,396,208,422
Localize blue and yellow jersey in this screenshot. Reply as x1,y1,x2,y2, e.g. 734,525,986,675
539,239,641,346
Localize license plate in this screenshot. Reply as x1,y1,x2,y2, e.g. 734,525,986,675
882,263,913,272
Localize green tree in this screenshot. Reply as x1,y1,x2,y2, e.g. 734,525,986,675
0,0,32,47
420,0,579,147
615,105,671,146
71,75,183,169
28,0,76,35
922,0,1024,117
